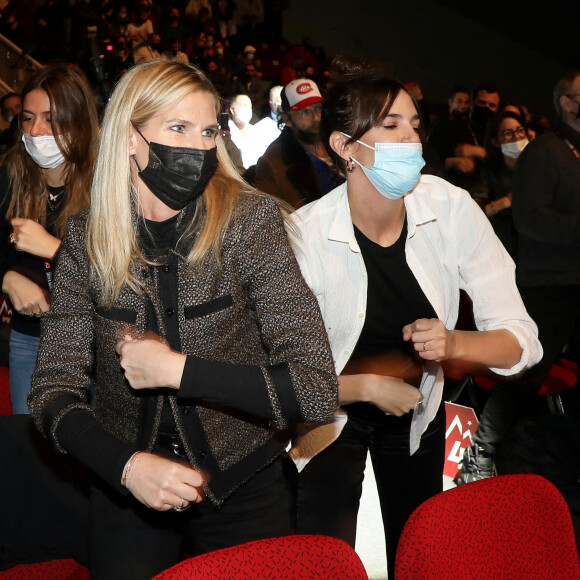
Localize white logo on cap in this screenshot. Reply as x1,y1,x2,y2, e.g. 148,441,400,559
296,83,313,94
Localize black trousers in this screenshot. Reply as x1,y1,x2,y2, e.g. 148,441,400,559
88,454,291,580
292,402,446,580
475,284,580,454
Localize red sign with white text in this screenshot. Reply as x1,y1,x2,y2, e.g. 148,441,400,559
444,402,479,479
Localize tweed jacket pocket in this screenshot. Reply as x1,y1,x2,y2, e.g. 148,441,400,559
95,306,138,324
184,294,233,319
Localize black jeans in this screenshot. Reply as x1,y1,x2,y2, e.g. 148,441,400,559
474,284,580,455
293,402,446,580
88,454,291,580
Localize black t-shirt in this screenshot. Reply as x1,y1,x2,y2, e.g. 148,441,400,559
138,213,181,436
346,218,437,388
139,212,179,260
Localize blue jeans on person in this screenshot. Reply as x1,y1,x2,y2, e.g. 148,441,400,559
9,329,40,415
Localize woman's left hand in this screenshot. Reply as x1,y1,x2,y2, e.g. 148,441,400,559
10,218,61,260
116,334,186,390
403,318,456,363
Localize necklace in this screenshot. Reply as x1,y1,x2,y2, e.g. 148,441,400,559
47,189,63,211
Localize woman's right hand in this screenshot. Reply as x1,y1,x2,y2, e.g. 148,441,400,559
364,374,423,416
125,452,205,511
2,270,50,315
339,373,423,416
10,218,61,260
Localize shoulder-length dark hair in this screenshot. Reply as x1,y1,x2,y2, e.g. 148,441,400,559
320,72,423,173
483,110,528,162
3,63,99,237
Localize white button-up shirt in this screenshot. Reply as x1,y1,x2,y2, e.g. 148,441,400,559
289,175,542,467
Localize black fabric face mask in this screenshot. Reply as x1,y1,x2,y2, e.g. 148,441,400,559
133,128,218,210
470,105,494,128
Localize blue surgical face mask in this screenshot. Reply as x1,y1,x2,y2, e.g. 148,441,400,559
344,133,425,200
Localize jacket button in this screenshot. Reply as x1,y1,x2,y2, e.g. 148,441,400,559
182,407,190,414
165,308,175,317
198,449,207,460
163,264,172,273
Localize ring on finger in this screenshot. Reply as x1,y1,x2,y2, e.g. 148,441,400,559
173,497,189,512
423,342,427,352
9,233,16,245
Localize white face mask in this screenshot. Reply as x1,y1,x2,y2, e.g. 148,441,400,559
501,138,529,159
21,134,65,169
342,133,425,200
234,107,253,126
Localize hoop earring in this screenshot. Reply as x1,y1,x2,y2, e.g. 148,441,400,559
346,158,355,173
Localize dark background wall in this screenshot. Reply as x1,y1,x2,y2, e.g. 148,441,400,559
282,0,578,120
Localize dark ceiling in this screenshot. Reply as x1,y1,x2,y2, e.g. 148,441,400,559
432,1,580,69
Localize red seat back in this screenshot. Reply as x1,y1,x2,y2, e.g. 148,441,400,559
395,474,580,580
152,534,369,579
0,558,89,579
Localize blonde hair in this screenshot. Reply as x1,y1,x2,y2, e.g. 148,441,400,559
87,59,268,306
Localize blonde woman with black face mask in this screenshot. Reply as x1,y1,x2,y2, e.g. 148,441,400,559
28,60,337,580
0,64,99,414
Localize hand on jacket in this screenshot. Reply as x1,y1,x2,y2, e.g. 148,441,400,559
403,318,455,363
116,334,186,390
11,218,61,260
2,270,50,315
125,452,205,510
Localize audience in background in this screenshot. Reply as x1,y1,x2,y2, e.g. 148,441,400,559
0,91,21,152
459,69,580,483
470,110,531,261
228,93,261,171
254,78,344,207
253,84,283,153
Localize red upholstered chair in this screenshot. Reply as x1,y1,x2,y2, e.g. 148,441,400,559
0,558,89,579
151,534,369,579
0,387,90,580
395,474,580,580
0,366,11,415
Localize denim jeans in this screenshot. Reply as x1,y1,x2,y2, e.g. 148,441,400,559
9,329,40,415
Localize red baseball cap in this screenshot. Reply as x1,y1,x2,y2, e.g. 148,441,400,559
282,79,322,111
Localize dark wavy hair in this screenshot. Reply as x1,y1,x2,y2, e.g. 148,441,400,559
483,110,528,161
320,68,423,173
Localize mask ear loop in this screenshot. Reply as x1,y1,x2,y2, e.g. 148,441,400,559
132,155,143,172
130,123,148,173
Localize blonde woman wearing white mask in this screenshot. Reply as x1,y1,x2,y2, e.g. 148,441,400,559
0,64,99,414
